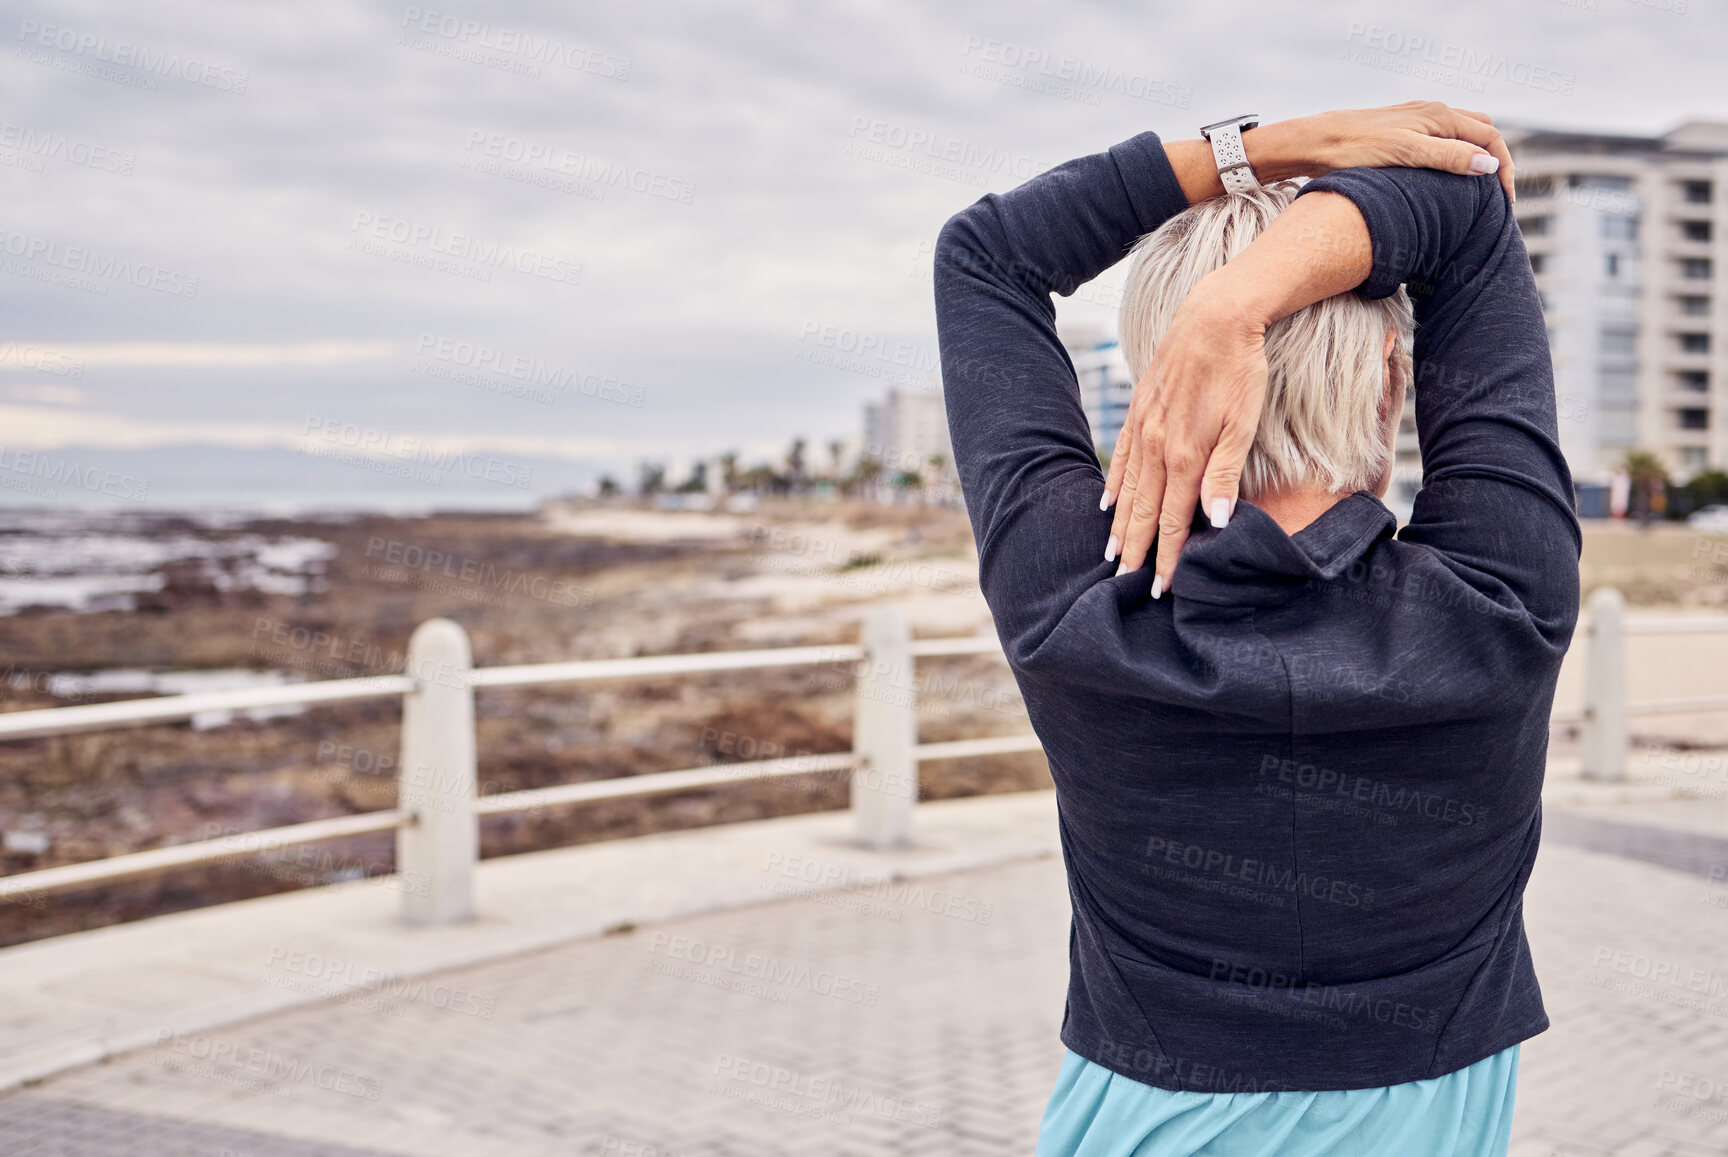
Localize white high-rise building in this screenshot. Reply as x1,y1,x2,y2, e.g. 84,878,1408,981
1508,121,1728,514
1058,324,1134,456
863,387,953,485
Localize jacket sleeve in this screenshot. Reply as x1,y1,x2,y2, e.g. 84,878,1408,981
933,131,1190,656
1297,167,1582,639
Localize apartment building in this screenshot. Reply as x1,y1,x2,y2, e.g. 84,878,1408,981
1508,121,1728,512
1059,324,1134,458
863,386,953,483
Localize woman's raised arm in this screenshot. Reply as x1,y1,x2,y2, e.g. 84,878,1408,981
936,103,1523,656
1107,103,1518,587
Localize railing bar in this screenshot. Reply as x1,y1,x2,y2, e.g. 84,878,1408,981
476,735,1052,815
0,809,410,902
470,645,864,688
0,675,414,742
9,620,1713,744
476,753,861,815
1623,620,1728,635
1626,696,1728,716
916,734,1044,761
907,637,1003,658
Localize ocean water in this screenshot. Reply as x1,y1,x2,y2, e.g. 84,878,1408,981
0,508,340,616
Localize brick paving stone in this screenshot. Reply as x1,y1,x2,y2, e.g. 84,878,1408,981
0,826,1725,1155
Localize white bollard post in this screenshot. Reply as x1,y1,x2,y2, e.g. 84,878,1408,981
397,618,478,925
1580,587,1627,782
852,607,917,849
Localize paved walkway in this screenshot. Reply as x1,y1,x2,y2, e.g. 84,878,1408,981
2,791,1728,1155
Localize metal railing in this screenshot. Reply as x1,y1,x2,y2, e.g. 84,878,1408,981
0,607,1034,919
0,591,1723,924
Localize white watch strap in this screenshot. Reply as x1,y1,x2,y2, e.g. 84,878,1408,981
1207,122,1260,195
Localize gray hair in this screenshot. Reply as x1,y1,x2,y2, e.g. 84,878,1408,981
1118,182,1414,497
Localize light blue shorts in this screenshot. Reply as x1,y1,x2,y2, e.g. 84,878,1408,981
1037,1045,1518,1156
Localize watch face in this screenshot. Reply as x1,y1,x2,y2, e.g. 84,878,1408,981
1199,114,1261,137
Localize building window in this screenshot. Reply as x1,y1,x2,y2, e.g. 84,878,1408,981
1680,295,1711,316
1529,253,1547,275
1682,258,1713,280
1599,326,1638,357
1680,333,1711,354
1518,175,1554,198
1678,407,1710,430
1681,446,1709,471
1606,253,1621,278
1683,180,1713,204
1601,215,1637,240
1677,371,1710,392
1601,369,1638,405
1682,220,1714,243
1521,215,1550,236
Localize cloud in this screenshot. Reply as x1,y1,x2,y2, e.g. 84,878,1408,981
0,401,712,463
0,0,1720,503
6,341,396,367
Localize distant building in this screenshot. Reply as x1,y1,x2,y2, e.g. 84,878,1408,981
863,388,954,496
1508,121,1728,512
1059,325,1134,456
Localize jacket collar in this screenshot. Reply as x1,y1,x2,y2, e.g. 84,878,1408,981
1160,491,1397,608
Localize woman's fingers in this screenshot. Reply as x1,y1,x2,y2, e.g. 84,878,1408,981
1117,435,1167,575
1107,418,1148,562
1436,108,1515,200
1149,447,1204,597
1405,130,1500,175
1405,107,1515,201
1199,433,1250,533
1102,416,1132,512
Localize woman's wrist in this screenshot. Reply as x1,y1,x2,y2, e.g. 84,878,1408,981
1167,120,1316,205
1181,269,1276,339
1194,190,1373,333
1243,117,1326,182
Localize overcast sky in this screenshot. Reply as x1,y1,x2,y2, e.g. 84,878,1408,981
0,0,1721,504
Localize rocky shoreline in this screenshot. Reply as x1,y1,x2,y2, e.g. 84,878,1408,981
0,499,1041,946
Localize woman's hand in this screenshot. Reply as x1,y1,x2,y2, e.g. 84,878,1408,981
1102,190,1378,592
1260,101,1515,202
1102,281,1269,593
1171,102,1516,205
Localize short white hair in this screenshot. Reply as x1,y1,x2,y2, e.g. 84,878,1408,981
1118,181,1414,497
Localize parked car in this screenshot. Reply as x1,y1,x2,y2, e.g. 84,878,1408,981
1688,505,1728,532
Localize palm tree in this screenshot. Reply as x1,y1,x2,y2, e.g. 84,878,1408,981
1622,449,1668,522
850,456,884,499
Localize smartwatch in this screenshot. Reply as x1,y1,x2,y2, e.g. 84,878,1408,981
1199,114,1262,195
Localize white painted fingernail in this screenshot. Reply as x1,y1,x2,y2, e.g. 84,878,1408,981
1104,535,1119,563
1100,488,1114,511
1150,573,1164,600
1114,562,1126,577
1209,498,1230,529
1469,154,1499,174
